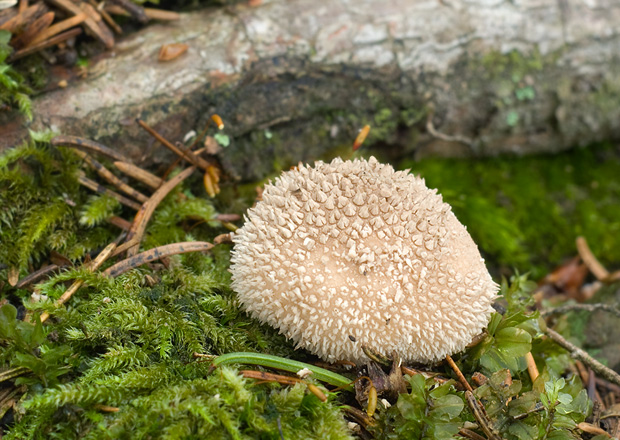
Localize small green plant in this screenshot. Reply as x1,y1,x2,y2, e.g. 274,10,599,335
0,30,32,120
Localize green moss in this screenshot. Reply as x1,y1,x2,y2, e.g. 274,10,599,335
401,144,620,277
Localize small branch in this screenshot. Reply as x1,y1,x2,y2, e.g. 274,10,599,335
104,4,180,21
445,355,473,392
125,167,196,257
40,243,117,323
108,216,132,231
113,161,163,189
240,369,303,386
458,428,487,440
137,119,211,171
15,264,59,289
542,303,620,319
78,172,142,210
465,391,501,440
108,0,148,23
545,327,620,388
52,135,132,163
576,236,609,281
104,241,213,277
29,12,87,45
9,27,82,61
74,150,149,202
46,0,114,48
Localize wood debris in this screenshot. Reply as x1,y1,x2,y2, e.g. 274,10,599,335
1,0,182,76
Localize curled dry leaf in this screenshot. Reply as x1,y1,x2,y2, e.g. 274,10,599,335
158,42,188,61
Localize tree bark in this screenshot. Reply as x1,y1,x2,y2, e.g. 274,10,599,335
2,0,620,180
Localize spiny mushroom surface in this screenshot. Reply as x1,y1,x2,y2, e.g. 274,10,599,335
230,157,498,364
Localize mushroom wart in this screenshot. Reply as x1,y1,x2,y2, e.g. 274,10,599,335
230,157,498,364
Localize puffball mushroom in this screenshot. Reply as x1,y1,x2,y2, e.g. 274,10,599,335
230,157,498,364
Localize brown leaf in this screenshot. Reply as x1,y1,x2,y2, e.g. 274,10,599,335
158,42,188,62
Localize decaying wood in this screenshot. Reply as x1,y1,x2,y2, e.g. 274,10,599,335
0,2,46,32
104,241,213,277
45,0,113,48
9,10,53,49
2,0,619,180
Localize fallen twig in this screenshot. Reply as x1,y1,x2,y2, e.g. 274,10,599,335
52,135,132,163
104,241,213,277
446,355,473,392
465,391,501,440
576,236,609,281
46,0,114,48
137,119,211,171
125,166,196,256
15,264,59,289
113,161,163,189
9,27,82,61
30,12,87,46
108,0,148,23
40,243,117,323
78,172,142,210
546,327,620,388
104,4,180,21
75,150,149,203
458,428,487,440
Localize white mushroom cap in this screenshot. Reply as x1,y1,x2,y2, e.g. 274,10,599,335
230,157,498,364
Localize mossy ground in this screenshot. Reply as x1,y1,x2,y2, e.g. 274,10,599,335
0,136,616,439
400,144,620,279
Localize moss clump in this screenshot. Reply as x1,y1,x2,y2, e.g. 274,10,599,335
401,144,620,277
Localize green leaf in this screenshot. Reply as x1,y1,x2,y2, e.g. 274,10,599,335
430,394,464,420
0,304,17,340
214,133,230,147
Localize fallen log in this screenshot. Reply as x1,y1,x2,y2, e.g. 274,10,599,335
2,0,620,180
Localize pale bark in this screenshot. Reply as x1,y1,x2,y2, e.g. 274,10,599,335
2,0,620,179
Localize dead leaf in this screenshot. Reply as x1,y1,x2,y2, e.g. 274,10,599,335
158,42,188,61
